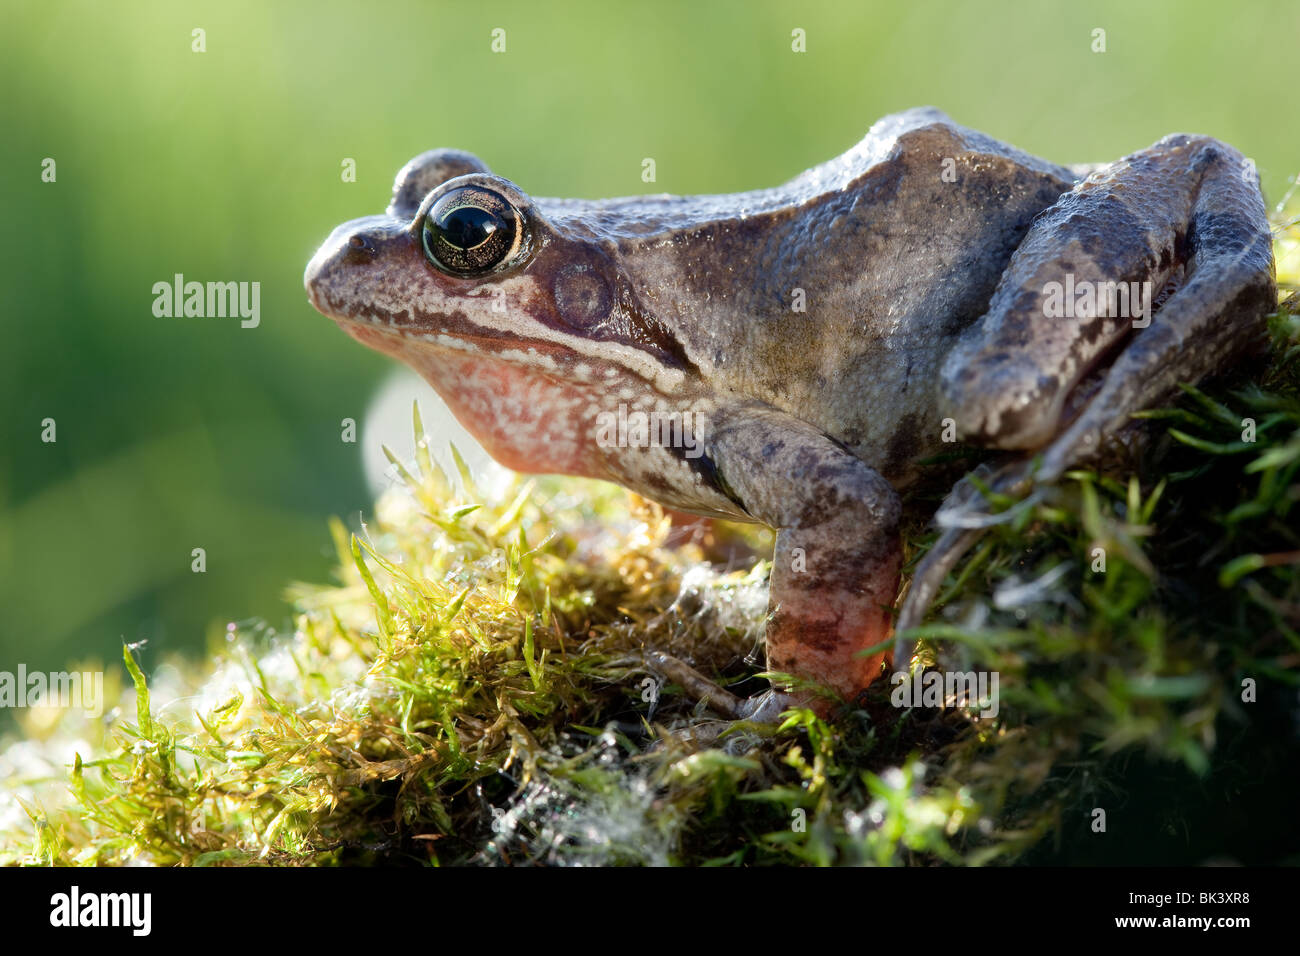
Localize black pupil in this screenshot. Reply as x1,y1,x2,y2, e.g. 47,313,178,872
439,205,499,250
422,186,521,276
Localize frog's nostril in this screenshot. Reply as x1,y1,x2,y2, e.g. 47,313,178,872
344,233,378,263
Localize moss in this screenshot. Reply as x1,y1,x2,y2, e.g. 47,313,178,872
3,205,1298,867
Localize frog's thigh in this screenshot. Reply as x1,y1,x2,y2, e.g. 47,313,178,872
944,135,1275,474
710,407,902,703
1037,150,1275,479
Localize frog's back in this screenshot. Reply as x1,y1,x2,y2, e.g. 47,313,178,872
548,108,1077,484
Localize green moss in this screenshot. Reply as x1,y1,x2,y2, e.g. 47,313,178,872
3,207,1298,867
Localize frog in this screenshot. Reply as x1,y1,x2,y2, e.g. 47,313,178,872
305,107,1275,721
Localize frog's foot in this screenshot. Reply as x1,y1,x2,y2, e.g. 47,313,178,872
733,688,801,723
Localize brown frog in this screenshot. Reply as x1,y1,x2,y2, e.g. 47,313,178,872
305,107,1275,719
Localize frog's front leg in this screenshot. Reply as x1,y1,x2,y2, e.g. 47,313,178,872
896,134,1276,670
706,405,903,713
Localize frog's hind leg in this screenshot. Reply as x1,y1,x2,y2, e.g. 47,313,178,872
1025,148,1275,484
893,525,983,673
945,134,1275,461
896,136,1276,672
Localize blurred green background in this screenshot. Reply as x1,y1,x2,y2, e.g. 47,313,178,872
2,0,1296,675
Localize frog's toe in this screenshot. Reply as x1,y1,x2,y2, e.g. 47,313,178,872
734,689,801,724
894,526,984,674
893,458,1041,673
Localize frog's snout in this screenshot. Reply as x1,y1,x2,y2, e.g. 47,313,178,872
305,215,410,320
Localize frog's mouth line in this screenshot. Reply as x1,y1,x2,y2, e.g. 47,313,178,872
332,315,574,370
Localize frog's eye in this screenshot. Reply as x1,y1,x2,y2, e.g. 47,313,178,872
421,186,525,277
